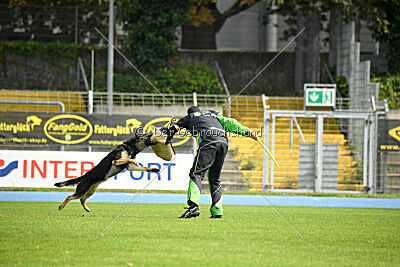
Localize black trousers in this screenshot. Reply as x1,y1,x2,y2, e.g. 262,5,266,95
188,139,228,215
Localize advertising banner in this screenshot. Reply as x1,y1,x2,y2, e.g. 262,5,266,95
0,150,192,190
0,111,191,151
378,119,400,151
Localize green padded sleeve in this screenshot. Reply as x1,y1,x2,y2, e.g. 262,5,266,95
217,113,251,136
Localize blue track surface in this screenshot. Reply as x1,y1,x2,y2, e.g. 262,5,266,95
1,191,399,209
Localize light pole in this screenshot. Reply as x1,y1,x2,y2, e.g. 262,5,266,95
107,0,114,115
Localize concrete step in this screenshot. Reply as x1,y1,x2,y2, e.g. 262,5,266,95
219,170,243,182
201,182,248,191
222,158,240,171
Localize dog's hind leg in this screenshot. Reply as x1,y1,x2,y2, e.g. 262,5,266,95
59,178,91,211
80,199,90,212
58,194,79,210
80,183,100,212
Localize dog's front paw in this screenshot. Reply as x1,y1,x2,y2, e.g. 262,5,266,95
148,168,160,173
54,182,64,187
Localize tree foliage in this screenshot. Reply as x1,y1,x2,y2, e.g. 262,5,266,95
118,0,190,73
372,73,400,108
274,0,400,74
188,0,258,29
94,62,224,94
271,0,332,40
359,0,400,74
2,0,108,44
182,0,260,49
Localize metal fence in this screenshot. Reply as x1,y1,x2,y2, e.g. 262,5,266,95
260,91,384,194
0,90,227,114
0,90,394,194
0,4,121,45
0,90,228,158
262,109,377,193
376,151,400,194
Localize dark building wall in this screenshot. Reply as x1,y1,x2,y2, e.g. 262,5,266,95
0,48,386,94
0,51,76,90
177,50,296,96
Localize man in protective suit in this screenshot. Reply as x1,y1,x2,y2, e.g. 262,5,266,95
164,106,257,218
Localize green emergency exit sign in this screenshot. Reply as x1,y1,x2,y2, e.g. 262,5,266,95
304,84,336,107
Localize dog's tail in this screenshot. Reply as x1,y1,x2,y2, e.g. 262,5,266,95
54,177,82,187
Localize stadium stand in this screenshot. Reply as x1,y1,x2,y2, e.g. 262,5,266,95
0,90,87,113
227,96,362,192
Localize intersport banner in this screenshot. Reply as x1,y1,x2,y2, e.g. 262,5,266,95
0,111,191,151
0,150,192,190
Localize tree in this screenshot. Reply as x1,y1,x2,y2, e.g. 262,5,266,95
182,0,260,49
1,0,108,44
283,0,400,74
271,1,328,93
118,0,190,73
354,0,400,74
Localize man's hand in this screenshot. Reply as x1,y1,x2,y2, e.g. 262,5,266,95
249,131,258,141
160,125,179,144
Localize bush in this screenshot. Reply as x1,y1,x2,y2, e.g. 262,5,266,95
372,73,400,108
328,67,349,98
118,0,190,73
94,62,224,95
240,157,258,171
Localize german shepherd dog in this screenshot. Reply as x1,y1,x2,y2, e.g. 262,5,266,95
55,132,160,212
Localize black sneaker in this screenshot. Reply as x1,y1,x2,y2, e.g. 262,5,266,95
210,215,222,219
179,206,200,218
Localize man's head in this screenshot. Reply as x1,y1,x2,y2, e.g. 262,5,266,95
187,106,201,115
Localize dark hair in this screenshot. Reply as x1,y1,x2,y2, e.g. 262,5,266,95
187,106,201,115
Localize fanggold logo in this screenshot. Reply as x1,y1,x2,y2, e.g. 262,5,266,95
144,117,190,147
389,125,400,142
44,114,93,144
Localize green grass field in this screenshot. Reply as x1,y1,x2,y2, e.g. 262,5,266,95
0,202,399,266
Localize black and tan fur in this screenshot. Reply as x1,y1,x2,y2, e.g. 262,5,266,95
55,132,159,212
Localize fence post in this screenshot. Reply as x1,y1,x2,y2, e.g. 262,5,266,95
261,94,269,192
192,92,198,159
362,118,369,192
368,113,377,194
75,5,80,88
107,0,114,115
270,114,276,191
88,91,93,115
91,49,94,91
289,117,293,150
383,99,389,194
314,115,323,192
78,57,89,91
88,49,94,115
215,61,231,117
